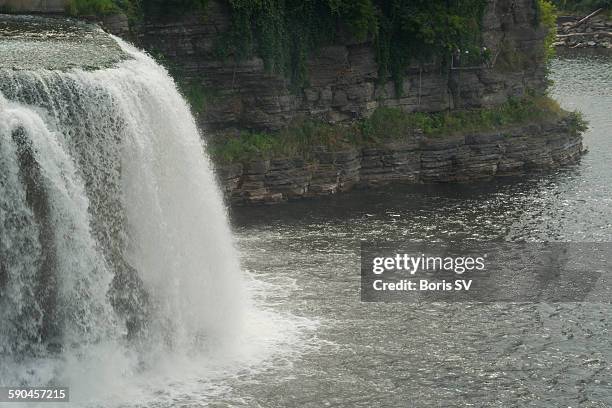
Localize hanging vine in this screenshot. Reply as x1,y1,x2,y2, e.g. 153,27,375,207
219,0,487,93
67,0,490,93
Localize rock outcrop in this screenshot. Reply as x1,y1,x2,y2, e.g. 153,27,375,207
216,117,584,205
123,1,585,205
137,0,548,135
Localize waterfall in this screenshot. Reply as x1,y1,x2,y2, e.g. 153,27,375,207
0,33,246,395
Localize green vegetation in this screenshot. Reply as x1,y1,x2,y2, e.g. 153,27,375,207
65,0,556,94
64,0,489,79
209,120,357,163
180,81,208,113
218,0,488,92
209,95,579,164
362,95,566,139
149,49,213,114
537,0,558,61
375,0,487,93
495,0,556,71
566,111,589,134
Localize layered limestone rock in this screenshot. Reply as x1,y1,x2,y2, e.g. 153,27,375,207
137,0,548,134
217,117,584,205
129,0,584,205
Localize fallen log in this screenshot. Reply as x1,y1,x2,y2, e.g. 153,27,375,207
573,8,604,28
557,31,612,38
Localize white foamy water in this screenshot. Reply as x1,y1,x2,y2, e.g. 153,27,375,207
0,34,315,407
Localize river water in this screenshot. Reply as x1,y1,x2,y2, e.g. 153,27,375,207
222,53,612,407
1,15,611,406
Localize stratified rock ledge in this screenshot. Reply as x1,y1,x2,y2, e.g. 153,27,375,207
216,117,585,205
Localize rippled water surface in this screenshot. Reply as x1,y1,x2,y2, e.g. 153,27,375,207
222,54,612,407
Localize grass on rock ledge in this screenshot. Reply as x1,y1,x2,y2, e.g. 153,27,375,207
210,95,586,165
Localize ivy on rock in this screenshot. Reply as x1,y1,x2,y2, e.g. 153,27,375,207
220,0,487,93
67,0,556,96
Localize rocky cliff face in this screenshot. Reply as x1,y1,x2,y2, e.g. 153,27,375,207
126,0,584,206
216,117,584,205
137,0,549,135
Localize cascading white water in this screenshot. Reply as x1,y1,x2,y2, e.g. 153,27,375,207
0,27,270,403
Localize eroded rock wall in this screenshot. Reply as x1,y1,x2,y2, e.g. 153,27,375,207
217,117,584,205
137,0,549,135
